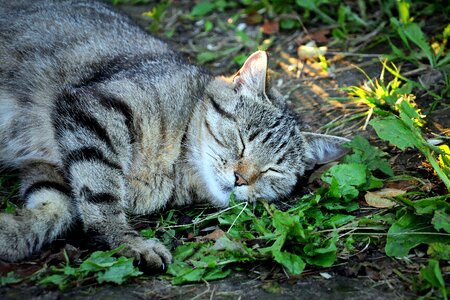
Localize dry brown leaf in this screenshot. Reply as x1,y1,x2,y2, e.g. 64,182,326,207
245,12,263,25
261,20,279,35
296,28,330,45
364,188,406,208
384,180,419,191
309,29,330,43
201,228,225,241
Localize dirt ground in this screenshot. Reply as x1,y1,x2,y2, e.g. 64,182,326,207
1,1,448,299
1,273,414,299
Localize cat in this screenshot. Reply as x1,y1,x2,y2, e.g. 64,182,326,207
0,0,349,269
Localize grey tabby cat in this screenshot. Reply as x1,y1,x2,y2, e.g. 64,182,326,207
0,0,349,268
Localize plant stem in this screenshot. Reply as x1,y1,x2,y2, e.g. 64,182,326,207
422,146,450,192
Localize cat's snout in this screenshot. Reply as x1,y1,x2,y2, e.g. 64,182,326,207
234,172,248,186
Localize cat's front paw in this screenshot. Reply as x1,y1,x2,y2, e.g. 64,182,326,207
119,237,172,270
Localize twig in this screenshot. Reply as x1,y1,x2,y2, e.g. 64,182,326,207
227,201,248,233
160,202,247,230
190,281,211,300
362,107,374,130
402,66,430,77
327,51,383,58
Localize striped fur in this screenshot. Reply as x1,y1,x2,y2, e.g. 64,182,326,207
0,0,349,267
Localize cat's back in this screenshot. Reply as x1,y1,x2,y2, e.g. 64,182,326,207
0,0,172,90
0,0,170,56
0,0,188,167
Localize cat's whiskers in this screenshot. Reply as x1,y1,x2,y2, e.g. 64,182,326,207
207,145,225,162
205,151,219,162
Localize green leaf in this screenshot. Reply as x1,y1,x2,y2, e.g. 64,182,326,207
96,257,142,284
327,176,342,199
303,238,337,267
343,136,393,176
140,228,155,238
304,251,337,267
204,20,213,33
444,23,450,39
337,5,348,32
272,210,305,240
190,1,216,17
390,17,411,50
413,198,450,215
212,235,247,253
172,268,205,285
322,163,367,200
295,0,317,10
215,0,231,10
79,256,117,272
402,23,435,66
39,274,68,290
1,272,22,286
280,18,298,30
331,28,347,40
396,0,410,24
167,260,191,277
365,175,384,190
63,265,77,276
322,214,355,228
233,54,247,66
388,39,406,58
273,251,306,275
203,268,231,281
427,243,450,260
438,145,450,176
420,259,447,299
385,213,450,257
323,163,367,186
3,199,16,214
191,255,219,269
432,209,450,233
398,100,422,124
173,243,197,261
370,116,418,150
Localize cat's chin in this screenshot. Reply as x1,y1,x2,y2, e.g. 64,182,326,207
206,187,232,208
206,181,233,207
196,164,232,207
192,153,233,207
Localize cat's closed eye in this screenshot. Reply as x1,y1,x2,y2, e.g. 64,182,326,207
260,168,283,176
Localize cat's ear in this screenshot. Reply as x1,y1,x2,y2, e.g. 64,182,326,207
303,133,350,170
233,50,268,97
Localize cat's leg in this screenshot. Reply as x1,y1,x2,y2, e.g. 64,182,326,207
65,150,172,269
54,90,172,269
0,162,74,262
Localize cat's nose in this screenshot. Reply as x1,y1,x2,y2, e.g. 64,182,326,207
234,172,248,186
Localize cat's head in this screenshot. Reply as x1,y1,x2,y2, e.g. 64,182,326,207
192,51,349,207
